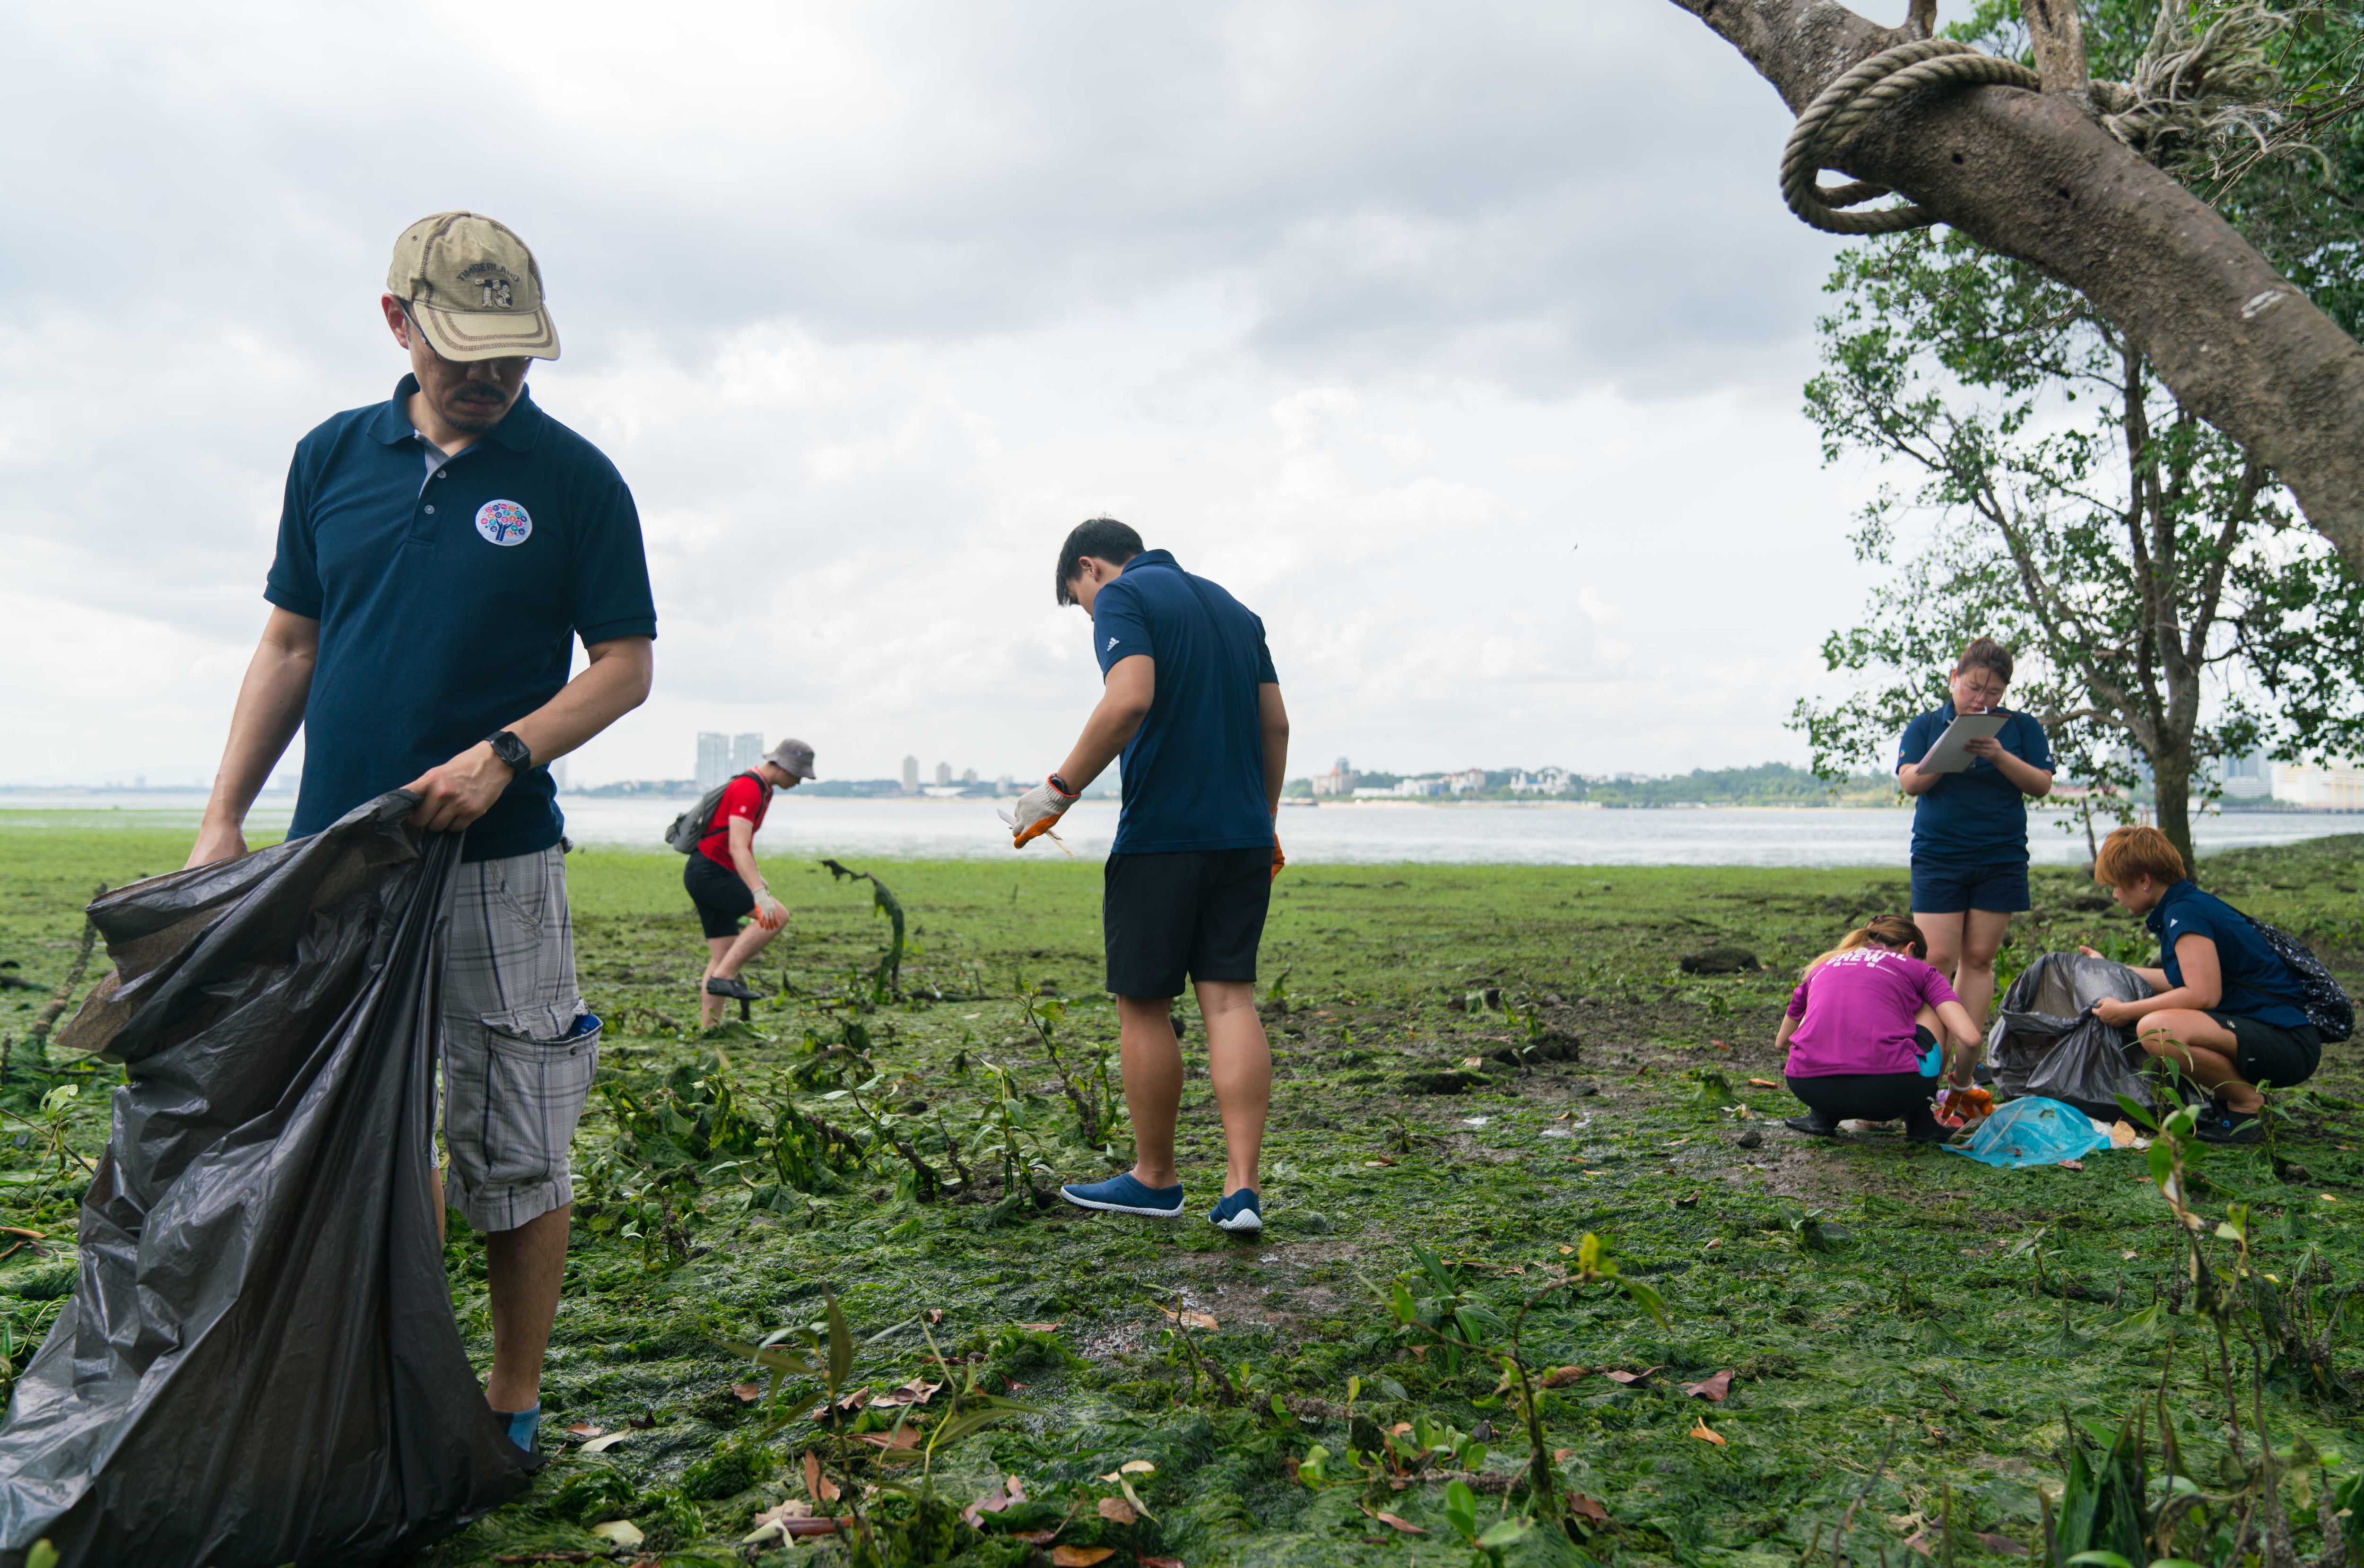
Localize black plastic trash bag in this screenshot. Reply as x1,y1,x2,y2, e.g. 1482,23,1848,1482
0,793,530,1567
1985,951,2156,1122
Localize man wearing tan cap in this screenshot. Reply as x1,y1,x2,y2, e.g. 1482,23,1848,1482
186,212,655,1456
679,738,818,1027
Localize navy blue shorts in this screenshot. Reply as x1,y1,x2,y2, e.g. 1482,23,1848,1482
1909,859,2030,915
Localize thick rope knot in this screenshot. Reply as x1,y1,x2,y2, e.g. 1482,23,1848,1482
1781,38,2043,234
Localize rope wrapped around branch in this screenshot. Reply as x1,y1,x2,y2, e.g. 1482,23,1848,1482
1781,38,2043,234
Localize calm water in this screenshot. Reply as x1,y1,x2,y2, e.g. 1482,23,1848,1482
2,790,2354,867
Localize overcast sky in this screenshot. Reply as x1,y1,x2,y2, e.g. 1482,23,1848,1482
0,0,1967,789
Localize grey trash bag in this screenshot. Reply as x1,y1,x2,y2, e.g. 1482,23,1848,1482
0,792,530,1568
1985,950,2156,1122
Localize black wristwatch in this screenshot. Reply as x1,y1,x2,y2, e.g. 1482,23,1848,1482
485,730,532,773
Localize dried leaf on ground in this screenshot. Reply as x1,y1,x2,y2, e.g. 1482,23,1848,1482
1570,1493,1610,1523
1682,1369,1735,1401
1361,1506,1427,1535
1688,1419,1726,1445
627,1406,658,1429
868,1377,945,1407
926,1308,945,1324
563,1421,603,1438
2058,1159,2085,1171
1976,1533,2029,1556
1540,1366,1590,1388
1748,1077,1778,1088
730,1382,762,1402
588,1520,644,1547
1601,1366,1661,1384
1141,1557,1186,1568
1120,1459,1156,1475
1019,1321,1063,1332
743,1500,819,1544
804,1450,842,1502
1906,1532,1934,1557
578,1432,632,1454
852,1426,922,1449
1052,1548,1116,1567
1156,1305,1218,1330
1098,1498,1139,1525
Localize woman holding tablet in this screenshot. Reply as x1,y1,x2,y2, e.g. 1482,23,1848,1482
1896,638,2054,1031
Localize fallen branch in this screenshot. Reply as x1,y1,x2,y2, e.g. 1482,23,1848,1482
25,891,104,1055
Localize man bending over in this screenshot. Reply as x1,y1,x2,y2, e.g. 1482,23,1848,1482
1010,518,1288,1235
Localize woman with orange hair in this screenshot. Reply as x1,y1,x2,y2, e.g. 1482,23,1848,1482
2081,825,2319,1144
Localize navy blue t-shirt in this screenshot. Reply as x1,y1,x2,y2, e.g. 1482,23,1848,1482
2147,880,2310,1028
1897,703,2053,865
266,376,658,862
1090,551,1279,855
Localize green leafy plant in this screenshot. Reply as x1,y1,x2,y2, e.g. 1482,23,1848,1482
822,858,906,1003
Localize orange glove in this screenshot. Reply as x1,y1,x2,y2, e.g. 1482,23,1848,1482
1271,836,1286,881
1007,775,1079,849
1934,1084,1994,1126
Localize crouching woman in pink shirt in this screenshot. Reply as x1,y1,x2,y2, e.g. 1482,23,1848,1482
1775,914,1982,1143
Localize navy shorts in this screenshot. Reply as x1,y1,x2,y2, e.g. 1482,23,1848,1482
1910,859,2030,915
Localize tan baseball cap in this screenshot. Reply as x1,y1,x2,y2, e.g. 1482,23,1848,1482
386,212,561,363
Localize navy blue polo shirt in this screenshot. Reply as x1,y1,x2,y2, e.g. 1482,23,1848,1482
2147,880,2310,1028
1091,551,1279,855
266,375,657,862
1897,703,2053,865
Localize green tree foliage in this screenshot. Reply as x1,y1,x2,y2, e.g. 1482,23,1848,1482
1795,0,2364,866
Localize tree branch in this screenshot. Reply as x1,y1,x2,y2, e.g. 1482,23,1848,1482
2020,0,2091,102
1662,0,2364,570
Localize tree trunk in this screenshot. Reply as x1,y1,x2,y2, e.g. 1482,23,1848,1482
1665,0,2364,573
2151,746,2196,877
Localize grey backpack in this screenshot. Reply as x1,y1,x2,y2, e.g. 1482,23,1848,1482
664,773,759,854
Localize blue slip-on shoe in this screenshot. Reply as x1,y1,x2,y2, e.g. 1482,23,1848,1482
1060,1172,1186,1219
498,1403,541,1453
1208,1188,1263,1234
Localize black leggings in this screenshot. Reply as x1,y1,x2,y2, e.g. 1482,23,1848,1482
1785,1072,1940,1134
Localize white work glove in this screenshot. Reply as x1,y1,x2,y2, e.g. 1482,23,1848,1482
753,889,790,930
1006,775,1080,848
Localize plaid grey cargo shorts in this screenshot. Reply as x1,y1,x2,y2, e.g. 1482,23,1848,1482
441,845,598,1232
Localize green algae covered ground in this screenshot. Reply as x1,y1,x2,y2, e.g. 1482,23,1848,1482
5,820,2364,1567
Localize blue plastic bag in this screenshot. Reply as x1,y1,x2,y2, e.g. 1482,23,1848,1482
1942,1095,2109,1168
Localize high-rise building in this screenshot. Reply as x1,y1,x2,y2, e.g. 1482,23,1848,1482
731,733,764,771
696,733,731,791
935,761,953,788
960,767,977,785
902,756,920,794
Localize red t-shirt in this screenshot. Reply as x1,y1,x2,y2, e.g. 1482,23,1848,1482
697,774,771,868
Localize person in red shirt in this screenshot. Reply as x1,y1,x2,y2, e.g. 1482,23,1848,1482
686,738,815,1026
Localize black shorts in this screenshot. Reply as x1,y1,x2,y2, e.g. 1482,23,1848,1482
1785,1072,1941,1133
1103,848,1272,999
683,853,755,939
1909,858,2031,914
2205,1010,2322,1090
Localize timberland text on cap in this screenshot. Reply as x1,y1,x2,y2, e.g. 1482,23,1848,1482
386,211,561,363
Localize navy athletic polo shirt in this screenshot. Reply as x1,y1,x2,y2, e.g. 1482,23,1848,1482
265,375,657,862
1091,551,1278,855
1896,702,2053,865
2147,880,2310,1028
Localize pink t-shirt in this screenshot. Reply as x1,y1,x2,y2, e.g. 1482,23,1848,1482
1784,948,1960,1077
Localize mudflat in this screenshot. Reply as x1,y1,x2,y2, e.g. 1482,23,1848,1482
5,823,2362,1565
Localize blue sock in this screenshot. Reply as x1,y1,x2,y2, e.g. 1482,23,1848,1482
499,1403,540,1452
